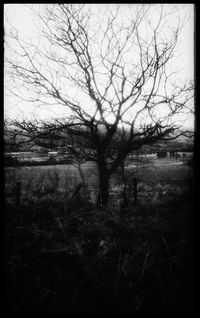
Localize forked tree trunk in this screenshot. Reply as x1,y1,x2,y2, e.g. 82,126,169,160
97,167,110,208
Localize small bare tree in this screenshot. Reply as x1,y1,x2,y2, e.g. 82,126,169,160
5,4,194,207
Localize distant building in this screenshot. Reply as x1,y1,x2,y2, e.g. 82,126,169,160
48,151,58,156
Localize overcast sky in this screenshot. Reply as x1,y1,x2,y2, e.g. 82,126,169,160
4,4,194,129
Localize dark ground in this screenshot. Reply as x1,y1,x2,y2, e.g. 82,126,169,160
4,159,196,315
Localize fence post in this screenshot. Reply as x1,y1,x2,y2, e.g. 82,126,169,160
133,178,138,205
16,182,21,207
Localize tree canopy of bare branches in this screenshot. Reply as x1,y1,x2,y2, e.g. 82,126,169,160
4,4,194,206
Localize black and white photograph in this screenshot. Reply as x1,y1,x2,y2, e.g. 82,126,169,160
4,3,195,315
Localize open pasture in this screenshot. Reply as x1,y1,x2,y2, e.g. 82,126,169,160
5,156,193,206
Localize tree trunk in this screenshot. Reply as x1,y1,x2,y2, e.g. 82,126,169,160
76,159,87,200
121,160,128,207
97,167,110,208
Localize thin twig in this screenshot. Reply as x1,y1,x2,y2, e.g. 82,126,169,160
162,236,182,270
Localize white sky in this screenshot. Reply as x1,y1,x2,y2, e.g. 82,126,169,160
4,4,195,129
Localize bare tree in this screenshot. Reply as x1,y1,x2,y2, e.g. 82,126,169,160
4,4,194,207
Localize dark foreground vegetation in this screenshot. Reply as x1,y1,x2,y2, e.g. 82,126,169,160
5,191,195,315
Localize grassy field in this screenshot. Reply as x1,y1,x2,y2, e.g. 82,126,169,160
5,157,192,204
4,156,195,314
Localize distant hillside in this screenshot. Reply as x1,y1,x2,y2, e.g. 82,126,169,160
141,139,193,153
